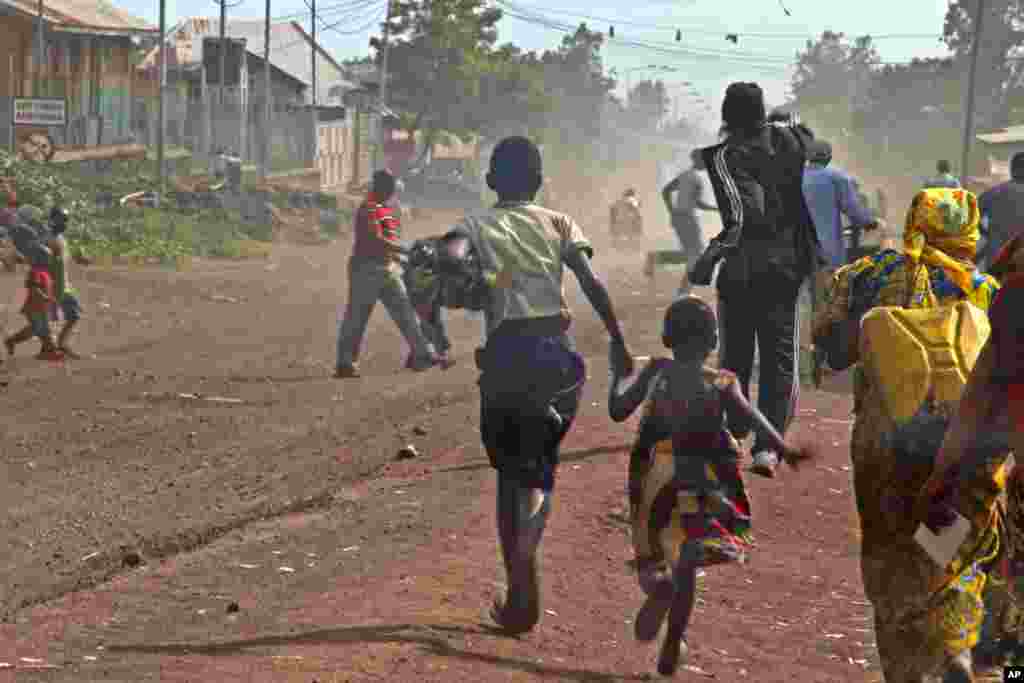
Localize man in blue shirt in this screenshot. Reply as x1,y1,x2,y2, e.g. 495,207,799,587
923,159,961,190
977,152,1024,270
802,141,875,269
800,140,875,385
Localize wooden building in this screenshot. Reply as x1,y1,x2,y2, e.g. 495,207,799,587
0,0,156,149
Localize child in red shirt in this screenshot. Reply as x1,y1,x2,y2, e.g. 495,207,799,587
5,240,61,360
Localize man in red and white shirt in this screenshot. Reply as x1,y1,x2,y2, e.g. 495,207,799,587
335,170,437,378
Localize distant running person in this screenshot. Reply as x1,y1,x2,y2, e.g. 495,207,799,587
645,149,718,295
335,170,438,378
609,188,644,244
923,159,961,190
977,152,1024,270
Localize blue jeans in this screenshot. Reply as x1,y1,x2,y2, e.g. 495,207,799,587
418,302,451,354
336,261,435,368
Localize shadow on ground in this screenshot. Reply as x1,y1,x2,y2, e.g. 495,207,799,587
438,443,632,475
108,622,646,682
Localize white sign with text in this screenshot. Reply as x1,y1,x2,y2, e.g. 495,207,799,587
13,98,66,127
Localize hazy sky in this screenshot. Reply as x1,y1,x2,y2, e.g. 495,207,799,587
124,0,953,126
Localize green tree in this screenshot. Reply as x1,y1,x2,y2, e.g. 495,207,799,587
475,43,552,140
626,79,669,131
369,1,552,161
536,23,616,144
790,31,879,139
372,0,503,160
944,0,1024,130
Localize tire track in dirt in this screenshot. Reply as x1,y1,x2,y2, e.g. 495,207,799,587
1,373,484,620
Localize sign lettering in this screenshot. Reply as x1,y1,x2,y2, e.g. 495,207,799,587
13,98,67,127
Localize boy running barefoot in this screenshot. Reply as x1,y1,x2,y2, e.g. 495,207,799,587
46,207,82,358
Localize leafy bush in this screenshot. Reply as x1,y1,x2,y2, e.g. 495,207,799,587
0,150,274,262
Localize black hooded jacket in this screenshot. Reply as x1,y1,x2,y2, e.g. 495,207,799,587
701,115,825,297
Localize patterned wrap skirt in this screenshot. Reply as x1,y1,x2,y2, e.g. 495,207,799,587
631,429,753,586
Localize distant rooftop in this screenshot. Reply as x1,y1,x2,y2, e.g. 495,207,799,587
138,17,359,99
0,0,155,33
977,125,1024,145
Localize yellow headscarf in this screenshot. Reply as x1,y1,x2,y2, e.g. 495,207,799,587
902,187,981,296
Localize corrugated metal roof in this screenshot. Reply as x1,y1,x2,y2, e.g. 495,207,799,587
138,18,358,100
977,125,1024,145
0,0,154,32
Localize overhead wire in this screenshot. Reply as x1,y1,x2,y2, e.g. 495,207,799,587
320,6,387,36
495,0,942,42
272,0,387,51
495,1,951,73
494,0,792,62
495,3,793,74
271,0,385,23
213,0,248,10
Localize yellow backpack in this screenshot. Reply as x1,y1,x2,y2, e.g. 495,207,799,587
858,301,991,424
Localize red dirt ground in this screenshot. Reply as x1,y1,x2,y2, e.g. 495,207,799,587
0,200,990,682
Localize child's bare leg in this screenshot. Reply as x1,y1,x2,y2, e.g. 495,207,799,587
634,564,674,641
38,333,57,352
493,475,550,635
657,558,698,676
5,324,32,353
57,319,77,355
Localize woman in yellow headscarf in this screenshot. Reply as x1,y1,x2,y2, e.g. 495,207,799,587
812,187,1003,682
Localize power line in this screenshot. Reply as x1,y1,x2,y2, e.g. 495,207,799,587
495,1,792,63
321,7,386,35
271,0,386,51
309,0,386,36
271,0,384,22
496,5,793,72
497,2,955,74
495,0,943,42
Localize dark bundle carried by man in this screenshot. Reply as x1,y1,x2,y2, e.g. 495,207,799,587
9,206,51,265
403,233,490,311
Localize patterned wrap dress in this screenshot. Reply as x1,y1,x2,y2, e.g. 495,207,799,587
814,187,1007,680
629,360,753,582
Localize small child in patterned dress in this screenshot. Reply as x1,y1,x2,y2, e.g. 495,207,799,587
608,296,813,676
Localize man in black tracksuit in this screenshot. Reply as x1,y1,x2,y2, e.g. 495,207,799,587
697,84,824,478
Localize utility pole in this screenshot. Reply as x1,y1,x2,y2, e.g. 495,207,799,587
310,0,318,172
961,0,986,183
35,0,44,95
311,0,317,106
219,0,228,108
261,0,271,182
376,0,393,171
157,0,166,200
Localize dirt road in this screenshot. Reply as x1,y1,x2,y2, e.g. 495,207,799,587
0,208,910,682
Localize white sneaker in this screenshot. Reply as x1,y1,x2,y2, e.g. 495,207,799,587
749,451,779,478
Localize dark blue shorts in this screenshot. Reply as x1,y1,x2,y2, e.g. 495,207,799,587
60,294,81,323
476,332,586,492
27,312,48,338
